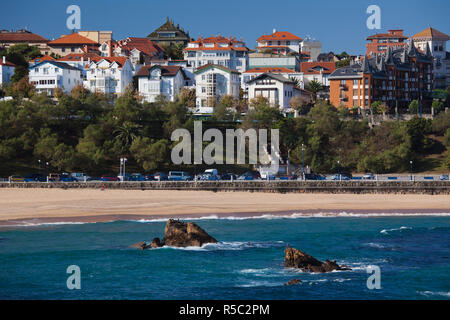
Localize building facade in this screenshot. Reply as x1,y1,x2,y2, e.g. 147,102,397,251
242,67,304,93
48,32,100,56
194,64,241,112
147,18,191,47
410,27,450,89
248,52,301,71
184,36,249,73
256,30,302,55
136,65,187,103
0,56,16,85
329,44,433,111
0,29,50,55
111,37,166,65
29,61,82,95
246,73,311,113
366,29,408,56
84,57,133,95
300,61,336,86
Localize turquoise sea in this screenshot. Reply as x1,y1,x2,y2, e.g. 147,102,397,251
0,215,449,299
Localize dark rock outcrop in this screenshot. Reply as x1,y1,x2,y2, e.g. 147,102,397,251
284,245,351,273
130,219,218,249
284,279,302,286
163,219,218,247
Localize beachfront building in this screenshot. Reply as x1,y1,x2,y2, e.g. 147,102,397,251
136,65,187,103
47,32,100,56
84,57,133,95
410,27,450,89
0,56,16,85
256,30,302,55
242,67,304,93
184,36,249,73
147,17,191,47
0,29,50,55
366,29,408,56
28,61,82,95
329,44,433,111
246,73,312,113
194,64,241,112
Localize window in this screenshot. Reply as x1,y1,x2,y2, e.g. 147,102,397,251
71,47,75,52
286,41,290,45
34,68,39,73
62,48,66,52
353,79,358,85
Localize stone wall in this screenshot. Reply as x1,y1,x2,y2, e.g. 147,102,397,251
1,181,449,194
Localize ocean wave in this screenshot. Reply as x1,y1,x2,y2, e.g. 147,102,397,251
152,240,285,251
235,280,283,288
380,226,412,234
418,291,450,298
364,242,386,249
128,212,450,223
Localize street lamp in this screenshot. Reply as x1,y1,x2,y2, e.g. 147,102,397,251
410,160,413,181
301,144,305,180
38,159,41,176
120,157,128,181
337,160,341,181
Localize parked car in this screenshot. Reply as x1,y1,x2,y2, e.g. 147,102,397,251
331,173,352,180
168,171,192,181
363,173,375,180
9,175,25,182
100,174,119,182
59,173,77,182
220,173,238,181
129,173,146,181
153,172,168,181
71,173,91,182
24,173,46,182
304,173,326,180
439,174,449,181
237,171,261,180
199,173,220,181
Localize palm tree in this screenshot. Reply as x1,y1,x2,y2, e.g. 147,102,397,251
114,121,142,151
305,80,323,101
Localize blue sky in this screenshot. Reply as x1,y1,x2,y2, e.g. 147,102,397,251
1,0,449,54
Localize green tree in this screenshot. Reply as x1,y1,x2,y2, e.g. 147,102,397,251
130,137,169,172
408,100,419,114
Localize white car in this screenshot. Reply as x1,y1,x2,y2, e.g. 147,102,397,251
363,173,375,180
71,173,91,182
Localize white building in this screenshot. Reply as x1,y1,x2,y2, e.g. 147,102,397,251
300,62,336,87
410,27,450,89
0,56,16,85
246,73,312,113
194,64,241,113
184,36,248,73
56,53,102,78
28,61,82,95
136,65,187,103
256,30,302,55
248,52,301,72
242,67,304,90
301,36,322,61
84,57,133,95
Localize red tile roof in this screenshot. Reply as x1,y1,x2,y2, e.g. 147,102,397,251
29,55,56,64
48,33,98,45
0,30,48,43
57,53,102,62
366,30,408,40
410,27,450,40
301,61,336,74
184,35,248,52
244,67,295,74
135,65,183,77
117,37,165,56
257,31,302,42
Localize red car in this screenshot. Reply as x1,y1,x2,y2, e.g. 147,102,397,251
100,174,119,181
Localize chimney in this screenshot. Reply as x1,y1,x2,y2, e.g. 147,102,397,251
273,28,276,34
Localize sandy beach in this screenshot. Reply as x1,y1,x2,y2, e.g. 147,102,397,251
0,188,449,225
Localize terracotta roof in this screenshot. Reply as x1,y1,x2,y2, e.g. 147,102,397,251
57,53,102,62
366,30,408,40
301,62,336,74
244,67,295,74
0,30,48,43
29,55,56,64
135,65,184,77
117,37,165,56
257,31,302,42
0,58,16,67
48,33,98,45
410,27,450,40
185,35,248,52
194,64,240,74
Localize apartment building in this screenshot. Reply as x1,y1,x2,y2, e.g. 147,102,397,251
184,36,248,73
256,30,302,55
242,67,304,92
28,61,82,95
48,32,100,56
84,57,133,95
136,65,187,103
329,44,433,111
0,29,50,55
366,29,408,56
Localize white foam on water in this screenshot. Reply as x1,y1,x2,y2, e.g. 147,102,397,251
152,241,284,252
380,226,413,234
418,291,450,298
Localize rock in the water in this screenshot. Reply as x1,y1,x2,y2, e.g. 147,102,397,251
284,279,302,286
284,245,351,273
130,241,148,250
149,237,162,248
130,219,218,249
163,219,218,247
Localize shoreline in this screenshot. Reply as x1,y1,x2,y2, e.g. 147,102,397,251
0,189,449,226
